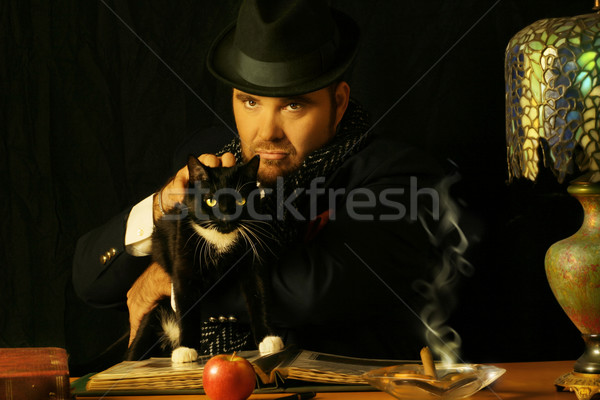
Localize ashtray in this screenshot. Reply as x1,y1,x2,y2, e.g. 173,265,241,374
363,363,506,400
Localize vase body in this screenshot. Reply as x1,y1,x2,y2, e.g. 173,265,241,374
546,183,600,373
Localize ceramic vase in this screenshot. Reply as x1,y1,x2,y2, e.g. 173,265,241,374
546,182,600,373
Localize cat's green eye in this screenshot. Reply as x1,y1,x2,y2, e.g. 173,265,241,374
205,198,217,207
236,198,246,206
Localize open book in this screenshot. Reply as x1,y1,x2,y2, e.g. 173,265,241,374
82,347,406,393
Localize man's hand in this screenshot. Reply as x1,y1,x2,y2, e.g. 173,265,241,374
153,152,236,222
127,262,172,346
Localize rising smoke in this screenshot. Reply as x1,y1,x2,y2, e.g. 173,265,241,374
413,172,474,365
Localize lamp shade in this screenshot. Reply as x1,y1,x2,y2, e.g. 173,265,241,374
505,12,600,183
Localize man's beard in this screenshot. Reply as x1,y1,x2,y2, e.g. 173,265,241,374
256,158,301,186
239,140,295,186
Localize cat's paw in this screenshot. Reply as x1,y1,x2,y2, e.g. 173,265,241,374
258,336,284,355
171,346,198,363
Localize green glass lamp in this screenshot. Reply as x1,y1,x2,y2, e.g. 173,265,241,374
505,2,600,399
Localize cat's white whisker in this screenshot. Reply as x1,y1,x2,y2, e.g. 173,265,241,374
240,225,263,246
240,218,276,231
238,227,262,263
195,236,205,266
200,240,212,267
241,222,273,261
240,220,277,241
236,180,255,192
241,218,271,226
240,222,277,257
184,227,200,249
243,229,261,261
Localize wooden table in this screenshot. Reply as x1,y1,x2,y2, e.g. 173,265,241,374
73,360,581,399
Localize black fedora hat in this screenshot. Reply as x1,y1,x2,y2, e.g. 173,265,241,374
206,0,360,97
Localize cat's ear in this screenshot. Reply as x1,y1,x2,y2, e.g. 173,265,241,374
243,155,260,179
187,155,210,184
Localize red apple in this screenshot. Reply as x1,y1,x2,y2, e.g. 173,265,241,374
202,353,256,400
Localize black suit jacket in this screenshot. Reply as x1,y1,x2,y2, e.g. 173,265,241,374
72,127,444,359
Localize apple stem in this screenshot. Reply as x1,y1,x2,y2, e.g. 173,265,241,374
231,351,237,361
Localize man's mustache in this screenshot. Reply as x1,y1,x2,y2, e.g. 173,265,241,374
252,141,296,155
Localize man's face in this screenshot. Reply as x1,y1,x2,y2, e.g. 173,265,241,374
232,83,349,185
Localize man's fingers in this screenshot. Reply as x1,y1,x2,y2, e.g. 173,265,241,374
129,320,139,346
198,153,237,168
127,306,140,346
128,304,146,346
126,263,172,347
127,289,144,346
199,154,221,168
221,152,236,167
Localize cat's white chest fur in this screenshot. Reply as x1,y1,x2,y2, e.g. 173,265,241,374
190,222,239,253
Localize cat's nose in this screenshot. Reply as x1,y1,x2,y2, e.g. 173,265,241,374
218,214,235,222
218,221,237,233
218,205,237,218
217,208,241,223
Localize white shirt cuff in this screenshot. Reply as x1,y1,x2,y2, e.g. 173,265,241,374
125,193,155,256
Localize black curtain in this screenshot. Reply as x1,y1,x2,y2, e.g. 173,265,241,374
1,0,593,374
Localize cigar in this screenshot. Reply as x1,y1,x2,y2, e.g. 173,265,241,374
420,346,438,379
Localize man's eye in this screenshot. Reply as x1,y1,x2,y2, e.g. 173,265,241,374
245,100,257,108
206,198,217,207
287,103,302,111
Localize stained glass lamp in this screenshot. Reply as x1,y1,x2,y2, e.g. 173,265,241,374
505,4,600,400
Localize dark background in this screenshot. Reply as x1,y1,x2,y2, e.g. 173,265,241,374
1,0,593,374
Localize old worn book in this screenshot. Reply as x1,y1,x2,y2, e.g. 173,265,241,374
82,347,404,393
0,347,71,400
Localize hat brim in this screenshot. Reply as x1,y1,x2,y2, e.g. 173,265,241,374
206,9,359,97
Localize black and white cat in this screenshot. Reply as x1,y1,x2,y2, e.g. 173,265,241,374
126,155,284,363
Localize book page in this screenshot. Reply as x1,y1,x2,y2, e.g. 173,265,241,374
86,351,261,391
277,350,410,384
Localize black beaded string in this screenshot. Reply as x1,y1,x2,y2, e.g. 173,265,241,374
199,320,252,355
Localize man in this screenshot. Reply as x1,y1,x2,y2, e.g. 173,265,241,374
73,0,442,360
